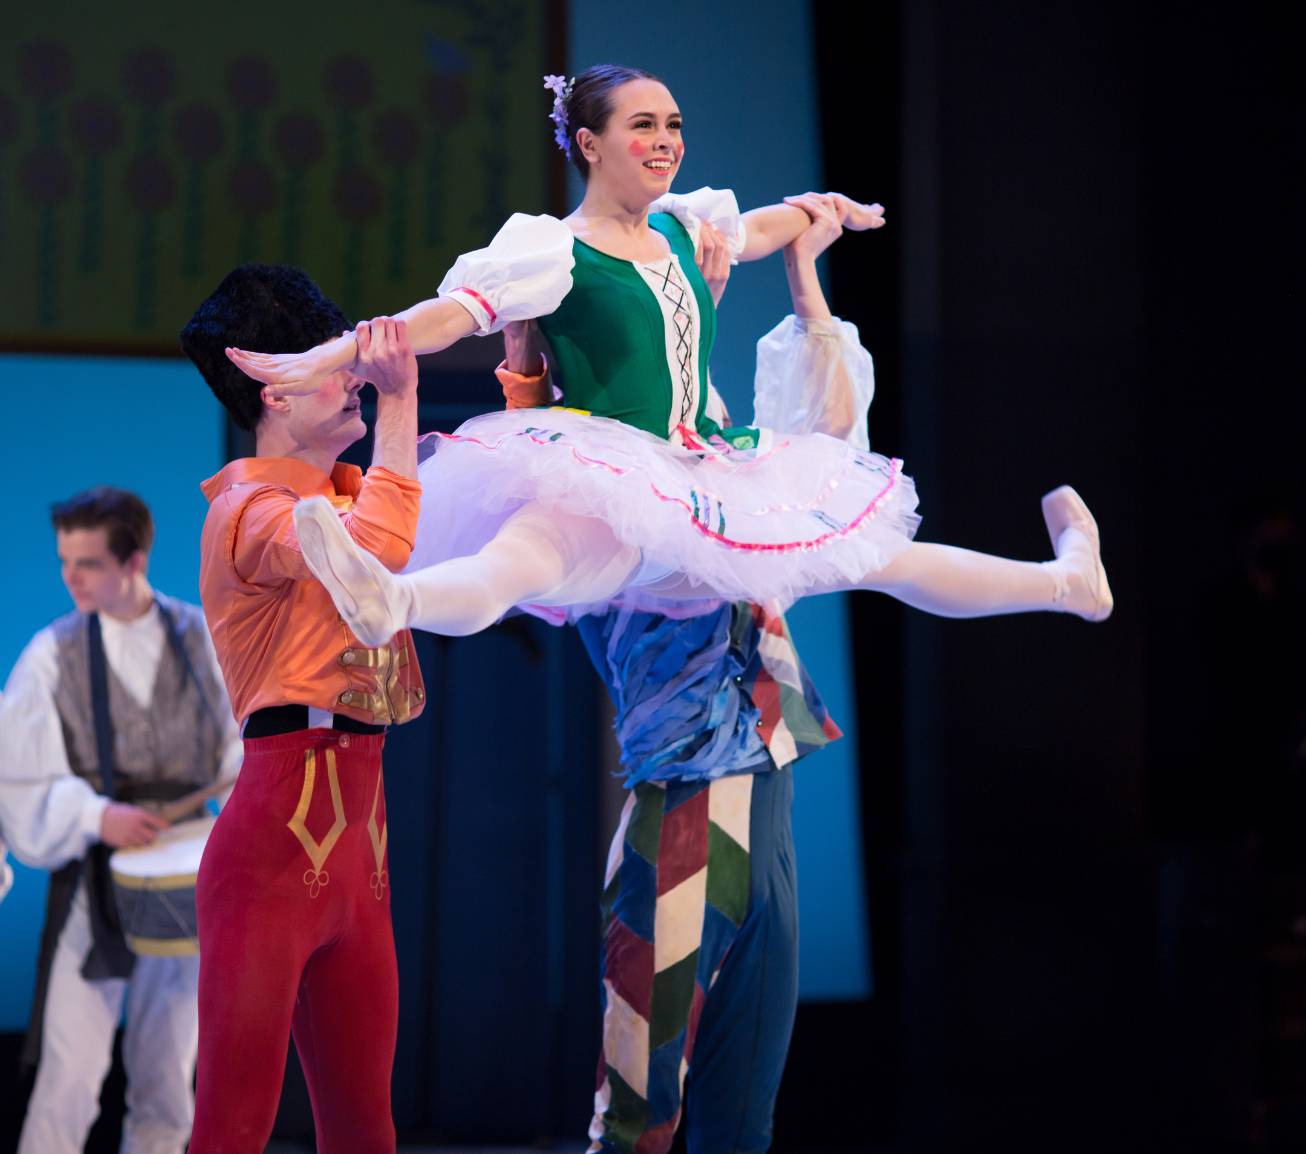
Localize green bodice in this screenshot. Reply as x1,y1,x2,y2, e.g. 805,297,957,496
536,213,721,441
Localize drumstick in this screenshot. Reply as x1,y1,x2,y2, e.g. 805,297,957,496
154,779,236,824
0,776,234,823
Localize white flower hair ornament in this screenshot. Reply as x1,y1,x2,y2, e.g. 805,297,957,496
543,74,575,158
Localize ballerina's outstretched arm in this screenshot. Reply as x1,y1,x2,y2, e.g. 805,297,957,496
739,191,885,262
225,296,480,401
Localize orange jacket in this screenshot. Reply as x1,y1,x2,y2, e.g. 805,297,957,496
199,457,425,727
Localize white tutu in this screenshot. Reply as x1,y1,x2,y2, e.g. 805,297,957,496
408,407,920,617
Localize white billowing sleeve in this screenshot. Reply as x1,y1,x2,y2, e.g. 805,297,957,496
652,187,747,264
752,315,874,451
437,214,576,335
0,630,108,870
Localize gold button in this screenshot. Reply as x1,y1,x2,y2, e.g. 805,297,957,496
338,733,351,748
414,687,424,701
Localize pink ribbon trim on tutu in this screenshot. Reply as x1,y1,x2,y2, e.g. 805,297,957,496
648,458,905,554
434,428,635,477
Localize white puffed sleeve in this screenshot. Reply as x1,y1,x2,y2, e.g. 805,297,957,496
437,214,576,335
752,315,874,451
0,630,108,870
651,187,747,264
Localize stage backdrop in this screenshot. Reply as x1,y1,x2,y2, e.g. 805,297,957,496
2,1,551,352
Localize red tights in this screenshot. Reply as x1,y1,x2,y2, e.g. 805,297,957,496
189,730,397,1154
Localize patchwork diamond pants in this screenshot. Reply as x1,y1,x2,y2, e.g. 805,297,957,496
588,766,798,1154
190,729,396,1154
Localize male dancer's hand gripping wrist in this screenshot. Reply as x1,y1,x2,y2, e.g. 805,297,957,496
356,317,419,480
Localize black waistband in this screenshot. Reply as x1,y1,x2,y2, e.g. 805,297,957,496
243,705,386,739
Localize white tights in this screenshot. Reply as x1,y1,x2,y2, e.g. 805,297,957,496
387,503,1065,634
395,504,643,635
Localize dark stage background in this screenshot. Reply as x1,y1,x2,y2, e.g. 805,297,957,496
1,2,1301,1152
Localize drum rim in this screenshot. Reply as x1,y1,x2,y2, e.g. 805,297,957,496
111,870,199,890
125,933,200,956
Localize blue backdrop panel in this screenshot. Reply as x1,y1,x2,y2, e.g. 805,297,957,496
0,352,223,1031
570,0,872,1000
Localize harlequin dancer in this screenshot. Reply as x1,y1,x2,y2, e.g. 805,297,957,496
494,202,870,1152
227,64,1111,647
180,267,424,1154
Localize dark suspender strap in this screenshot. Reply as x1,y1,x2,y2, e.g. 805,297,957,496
86,613,116,798
82,612,135,979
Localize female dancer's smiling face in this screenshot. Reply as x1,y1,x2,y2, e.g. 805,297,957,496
579,78,684,202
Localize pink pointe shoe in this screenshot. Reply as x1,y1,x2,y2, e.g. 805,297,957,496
1041,485,1114,622
293,496,412,646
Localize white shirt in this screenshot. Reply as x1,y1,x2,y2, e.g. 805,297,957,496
0,596,242,871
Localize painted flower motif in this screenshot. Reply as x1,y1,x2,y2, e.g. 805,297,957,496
225,55,278,113
70,96,124,155
323,54,375,113
228,157,278,216
334,163,381,222
173,102,226,163
20,145,73,206
373,110,419,167
423,73,467,128
122,47,176,108
18,41,73,104
125,152,177,212
274,110,325,170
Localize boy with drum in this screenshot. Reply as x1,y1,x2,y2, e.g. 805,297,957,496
181,266,424,1153
0,487,242,1154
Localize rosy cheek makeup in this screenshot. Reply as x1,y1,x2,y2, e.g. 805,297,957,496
628,139,649,158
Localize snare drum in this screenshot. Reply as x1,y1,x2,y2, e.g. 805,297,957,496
109,816,215,956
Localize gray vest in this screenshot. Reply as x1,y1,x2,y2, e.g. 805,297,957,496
48,593,226,795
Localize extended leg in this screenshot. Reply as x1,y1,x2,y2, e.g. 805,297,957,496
294,497,640,644
617,486,1111,622
861,484,1112,619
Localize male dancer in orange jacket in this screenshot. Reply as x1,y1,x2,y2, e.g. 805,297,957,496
181,265,423,1153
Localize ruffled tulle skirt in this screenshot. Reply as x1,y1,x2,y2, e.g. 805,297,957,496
408,408,921,618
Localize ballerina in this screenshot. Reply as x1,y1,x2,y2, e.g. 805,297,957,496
226,64,1111,646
